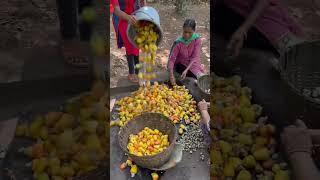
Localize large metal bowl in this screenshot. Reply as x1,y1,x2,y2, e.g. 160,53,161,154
118,113,177,168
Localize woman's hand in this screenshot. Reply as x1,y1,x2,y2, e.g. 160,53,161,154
198,99,210,131
181,69,188,80
126,15,138,25
227,27,247,57
198,99,208,111
281,120,313,157
170,74,176,86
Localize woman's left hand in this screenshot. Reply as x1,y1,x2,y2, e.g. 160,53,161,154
227,27,247,57
198,99,208,111
181,69,188,80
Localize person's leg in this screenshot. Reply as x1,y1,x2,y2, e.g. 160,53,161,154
127,55,136,75
118,21,139,82
56,0,78,39
56,0,90,67
174,64,197,79
134,55,139,74
78,0,93,41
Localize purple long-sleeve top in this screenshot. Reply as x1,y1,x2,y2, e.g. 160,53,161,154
223,0,304,45
168,38,204,76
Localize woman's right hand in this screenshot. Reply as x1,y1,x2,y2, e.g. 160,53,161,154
227,27,247,57
126,15,138,26
170,75,176,86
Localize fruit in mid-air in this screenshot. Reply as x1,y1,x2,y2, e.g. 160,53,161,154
151,172,159,180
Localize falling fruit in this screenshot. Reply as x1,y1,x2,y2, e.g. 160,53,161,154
151,172,159,180
120,163,127,171
130,165,138,177
134,21,159,83
81,7,97,23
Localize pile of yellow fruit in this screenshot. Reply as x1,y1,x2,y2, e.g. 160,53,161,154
127,127,169,156
134,21,159,83
111,83,201,127
15,81,108,180
209,74,290,180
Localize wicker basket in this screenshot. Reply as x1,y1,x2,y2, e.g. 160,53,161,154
118,113,177,168
280,40,320,108
197,75,211,94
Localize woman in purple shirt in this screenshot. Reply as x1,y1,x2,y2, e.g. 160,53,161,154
168,19,205,85
213,0,305,59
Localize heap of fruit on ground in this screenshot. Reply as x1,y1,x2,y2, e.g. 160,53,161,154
209,74,290,180
112,83,201,127
15,81,108,180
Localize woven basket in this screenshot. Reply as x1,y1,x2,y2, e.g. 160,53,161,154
118,113,177,168
198,75,211,94
280,40,320,108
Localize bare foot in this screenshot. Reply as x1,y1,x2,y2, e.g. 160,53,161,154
61,40,90,67
128,74,138,83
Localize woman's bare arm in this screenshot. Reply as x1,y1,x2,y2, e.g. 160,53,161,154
113,6,137,25
289,152,320,180
113,6,130,21
240,0,269,31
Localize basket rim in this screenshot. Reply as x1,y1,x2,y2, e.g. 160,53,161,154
117,112,177,159
282,76,320,108
197,74,211,94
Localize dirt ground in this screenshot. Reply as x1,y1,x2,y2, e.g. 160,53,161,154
110,2,210,87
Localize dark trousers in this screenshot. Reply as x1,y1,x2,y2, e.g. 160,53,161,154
174,63,197,79
56,0,93,41
127,55,139,75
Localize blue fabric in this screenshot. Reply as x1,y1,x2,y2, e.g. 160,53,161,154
112,14,123,48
